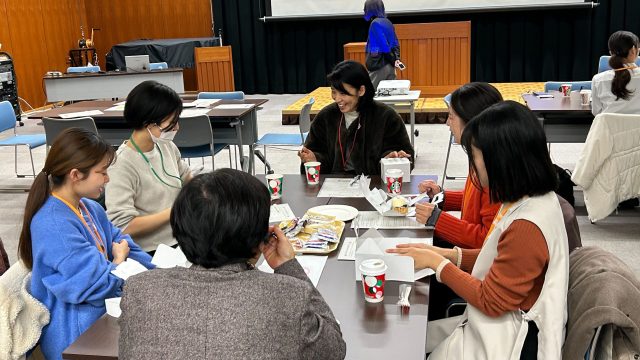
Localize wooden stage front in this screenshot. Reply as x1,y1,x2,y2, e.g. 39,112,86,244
281,82,545,125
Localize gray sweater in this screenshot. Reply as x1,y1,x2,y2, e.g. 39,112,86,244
106,140,189,251
118,259,346,359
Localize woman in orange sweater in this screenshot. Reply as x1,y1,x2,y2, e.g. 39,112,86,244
416,82,502,248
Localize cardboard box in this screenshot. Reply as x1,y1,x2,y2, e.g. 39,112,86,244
380,157,411,182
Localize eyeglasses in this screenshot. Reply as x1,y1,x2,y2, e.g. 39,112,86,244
155,119,178,132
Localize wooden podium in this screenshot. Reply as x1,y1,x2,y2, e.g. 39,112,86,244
344,21,471,97
195,46,235,92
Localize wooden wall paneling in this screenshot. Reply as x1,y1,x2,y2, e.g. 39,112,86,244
41,0,87,73
343,22,471,97
4,0,50,108
0,1,13,55
161,0,212,38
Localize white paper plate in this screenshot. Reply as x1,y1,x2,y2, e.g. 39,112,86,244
307,205,359,222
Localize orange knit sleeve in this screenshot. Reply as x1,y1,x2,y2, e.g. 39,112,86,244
442,190,463,211
439,219,549,317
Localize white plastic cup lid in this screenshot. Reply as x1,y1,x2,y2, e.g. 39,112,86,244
385,168,403,177
359,258,387,275
266,173,283,180
304,161,321,167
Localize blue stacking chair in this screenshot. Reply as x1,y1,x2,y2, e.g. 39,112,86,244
598,55,640,73
544,81,592,92
0,101,46,177
251,97,315,174
197,91,245,100
66,66,100,73
149,62,168,70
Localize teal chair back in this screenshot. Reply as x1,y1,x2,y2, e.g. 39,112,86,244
544,81,592,92
598,55,640,73
67,66,100,73
197,91,245,100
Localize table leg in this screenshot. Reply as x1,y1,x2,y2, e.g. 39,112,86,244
410,101,416,154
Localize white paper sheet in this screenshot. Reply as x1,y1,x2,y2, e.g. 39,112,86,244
181,108,211,117
104,104,125,112
151,244,192,269
337,237,357,261
110,258,148,280
59,110,104,119
183,98,221,108
114,101,126,105
353,211,426,229
105,297,122,318
317,178,364,198
215,104,254,110
257,255,328,287
355,237,434,282
269,203,296,223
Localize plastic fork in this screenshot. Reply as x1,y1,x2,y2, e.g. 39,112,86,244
397,284,412,312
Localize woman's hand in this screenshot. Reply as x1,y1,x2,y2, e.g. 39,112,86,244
112,239,130,265
298,147,317,163
386,244,446,270
384,150,412,159
415,202,436,225
418,180,441,197
260,226,295,269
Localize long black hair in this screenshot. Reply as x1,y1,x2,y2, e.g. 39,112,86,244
450,82,503,125
19,129,115,269
607,31,639,100
461,101,557,203
327,60,375,113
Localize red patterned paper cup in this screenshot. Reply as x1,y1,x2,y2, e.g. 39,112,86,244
385,168,404,194
359,259,388,303
304,161,321,185
266,174,284,200
561,83,572,97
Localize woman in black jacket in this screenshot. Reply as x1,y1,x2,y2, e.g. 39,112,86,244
298,60,414,175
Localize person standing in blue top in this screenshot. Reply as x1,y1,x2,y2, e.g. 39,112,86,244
18,128,154,360
364,0,402,90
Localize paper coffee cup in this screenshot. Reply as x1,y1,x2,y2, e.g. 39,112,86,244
266,174,284,200
359,259,388,303
561,83,572,97
304,161,321,185
385,168,403,194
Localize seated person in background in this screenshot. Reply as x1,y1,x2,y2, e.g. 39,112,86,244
592,30,640,115
19,129,153,359
119,169,346,360
389,102,569,359
106,80,192,253
416,82,502,249
298,60,414,175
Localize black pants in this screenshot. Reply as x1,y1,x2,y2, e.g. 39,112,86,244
520,321,539,359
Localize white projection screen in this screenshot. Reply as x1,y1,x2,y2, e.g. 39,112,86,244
266,0,592,19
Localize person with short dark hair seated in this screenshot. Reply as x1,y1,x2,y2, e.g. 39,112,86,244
388,102,569,359
298,60,414,175
118,169,347,360
106,80,192,253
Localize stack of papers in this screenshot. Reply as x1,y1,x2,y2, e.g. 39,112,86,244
317,178,364,198
110,258,148,280
181,108,211,117
151,244,192,268
257,255,328,287
59,110,104,119
353,211,424,229
269,203,296,223
183,99,221,108
215,104,254,110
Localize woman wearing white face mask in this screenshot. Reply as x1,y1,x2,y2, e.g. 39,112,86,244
106,80,192,253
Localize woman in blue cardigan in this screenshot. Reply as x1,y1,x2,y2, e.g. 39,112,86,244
18,128,153,359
